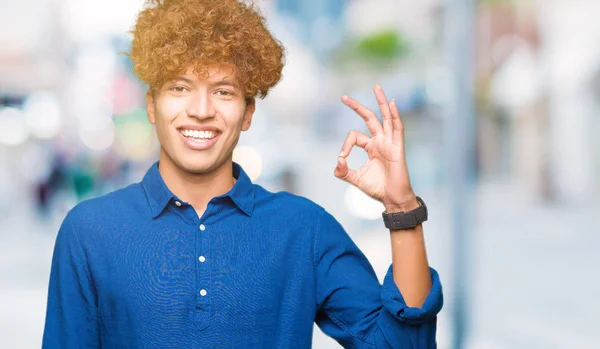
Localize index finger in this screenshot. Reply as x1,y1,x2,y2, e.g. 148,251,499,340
341,95,383,136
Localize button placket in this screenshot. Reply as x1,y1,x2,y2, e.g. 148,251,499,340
196,222,210,308
193,217,211,331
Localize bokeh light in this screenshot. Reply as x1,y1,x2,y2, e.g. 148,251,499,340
233,145,263,181
0,107,28,146
79,120,116,151
344,186,385,220
114,109,155,160
22,92,62,140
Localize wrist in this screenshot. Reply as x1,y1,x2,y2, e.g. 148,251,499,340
384,194,420,213
382,195,428,230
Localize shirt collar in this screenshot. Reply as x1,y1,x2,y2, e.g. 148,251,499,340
141,161,255,218
141,162,175,218
225,162,255,216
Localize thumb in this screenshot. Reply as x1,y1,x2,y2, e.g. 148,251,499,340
334,156,358,185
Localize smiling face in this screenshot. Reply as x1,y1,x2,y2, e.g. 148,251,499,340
147,64,255,176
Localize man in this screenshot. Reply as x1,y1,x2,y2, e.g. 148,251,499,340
43,0,442,348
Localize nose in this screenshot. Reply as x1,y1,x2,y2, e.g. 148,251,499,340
185,92,215,120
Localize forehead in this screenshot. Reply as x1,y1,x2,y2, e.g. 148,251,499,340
178,63,238,83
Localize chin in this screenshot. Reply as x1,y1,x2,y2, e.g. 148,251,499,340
176,155,227,175
177,160,215,174
160,140,232,176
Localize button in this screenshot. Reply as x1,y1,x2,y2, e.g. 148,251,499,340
199,224,206,231
199,256,206,263
174,201,182,207
200,289,207,296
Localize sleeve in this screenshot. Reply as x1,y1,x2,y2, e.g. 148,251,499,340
313,209,443,349
42,211,100,349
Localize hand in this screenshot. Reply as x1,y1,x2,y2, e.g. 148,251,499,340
334,85,418,212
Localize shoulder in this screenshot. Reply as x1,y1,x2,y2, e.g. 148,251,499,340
65,182,148,229
251,185,342,231
253,184,327,216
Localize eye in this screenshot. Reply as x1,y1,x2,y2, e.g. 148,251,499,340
169,86,189,93
215,90,234,96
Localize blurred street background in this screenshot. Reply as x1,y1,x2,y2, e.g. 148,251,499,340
1,0,599,348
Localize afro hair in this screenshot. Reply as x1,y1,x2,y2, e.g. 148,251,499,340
128,0,285,98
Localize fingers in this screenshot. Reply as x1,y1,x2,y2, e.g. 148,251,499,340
334,156,358,185
335,130,369,186
373,85,393,137
389,99,404,140
342,85,397,138
341,95,383,136
339,130,370,158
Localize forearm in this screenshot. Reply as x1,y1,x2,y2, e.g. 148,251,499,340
386,197,432,308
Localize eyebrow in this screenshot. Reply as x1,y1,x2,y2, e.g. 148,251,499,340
172,76,239,88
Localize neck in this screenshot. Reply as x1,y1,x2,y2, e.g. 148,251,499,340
157,153,235,217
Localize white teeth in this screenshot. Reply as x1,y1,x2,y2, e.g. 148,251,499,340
181,129,216,139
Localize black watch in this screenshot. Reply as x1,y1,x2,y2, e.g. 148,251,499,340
382,196,428,230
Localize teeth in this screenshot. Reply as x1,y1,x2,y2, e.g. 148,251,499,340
181,129,216,139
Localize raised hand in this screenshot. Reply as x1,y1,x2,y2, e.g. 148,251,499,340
334,85,418,212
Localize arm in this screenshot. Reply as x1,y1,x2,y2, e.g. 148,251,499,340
314,209,442,349
387,199,431,308
320,84,442,347
334,85,434,308
42,211,100,348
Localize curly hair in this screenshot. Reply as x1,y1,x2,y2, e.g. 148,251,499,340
128,0,285,98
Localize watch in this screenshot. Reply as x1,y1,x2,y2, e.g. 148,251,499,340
382,196,428,230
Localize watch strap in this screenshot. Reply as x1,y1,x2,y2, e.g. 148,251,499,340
382,196,428,230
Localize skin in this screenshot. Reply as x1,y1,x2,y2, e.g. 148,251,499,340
335,85,431,307
148,64,431,308
146,63,255,216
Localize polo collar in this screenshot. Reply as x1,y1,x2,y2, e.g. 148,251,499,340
141,162,175,218
224,162,255,216
141,161,255,218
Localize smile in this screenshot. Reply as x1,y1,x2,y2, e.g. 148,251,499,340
180,129,218,140
178,128,221,150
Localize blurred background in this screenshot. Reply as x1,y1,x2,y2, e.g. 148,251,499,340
1,0,599,348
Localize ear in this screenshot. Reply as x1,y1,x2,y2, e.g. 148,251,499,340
146,93,156,124
241,98,256,132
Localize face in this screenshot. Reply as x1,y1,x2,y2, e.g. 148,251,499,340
147,64,255,175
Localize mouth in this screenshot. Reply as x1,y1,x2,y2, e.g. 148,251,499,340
178,128,221,150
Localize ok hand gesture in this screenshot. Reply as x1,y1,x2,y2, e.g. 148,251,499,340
334,85,418,212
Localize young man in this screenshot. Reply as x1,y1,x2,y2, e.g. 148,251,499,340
43,0,442,348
